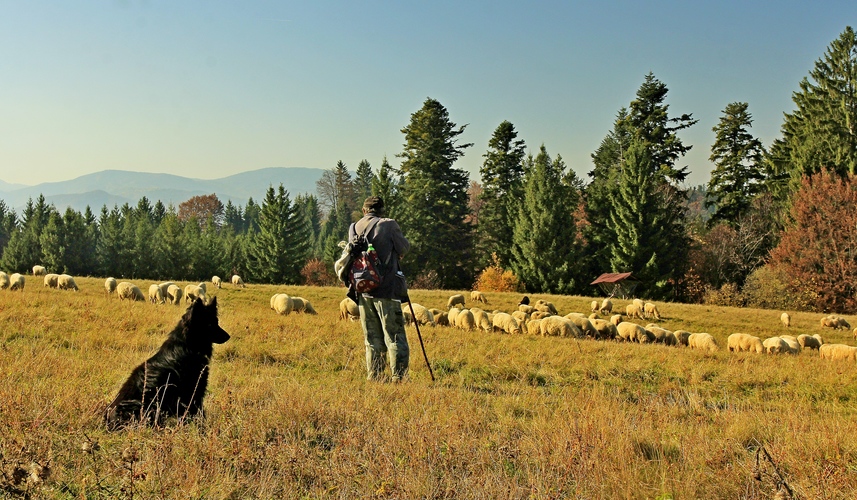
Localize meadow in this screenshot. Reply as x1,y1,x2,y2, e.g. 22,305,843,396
1,277,857,499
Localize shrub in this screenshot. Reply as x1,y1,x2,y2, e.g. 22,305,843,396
300,258,337,287
703,283,744,307
741,265,815,311
473,254,523,293
410,270,442,290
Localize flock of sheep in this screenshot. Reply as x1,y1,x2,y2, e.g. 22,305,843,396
339,291,857,362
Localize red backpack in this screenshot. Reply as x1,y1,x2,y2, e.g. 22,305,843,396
348,218,384,293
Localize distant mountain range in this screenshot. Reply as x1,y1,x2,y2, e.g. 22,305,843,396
0,167,326,214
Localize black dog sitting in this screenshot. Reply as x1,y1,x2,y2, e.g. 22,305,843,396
105,297,230,430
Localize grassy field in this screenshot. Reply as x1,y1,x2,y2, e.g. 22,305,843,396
2,277,857,499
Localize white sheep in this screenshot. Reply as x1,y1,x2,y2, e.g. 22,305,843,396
821,315,851,330
198,282,207,294
610,314,622,326
780,335,801,354
780,312,791,328
447,294,465,309
616,322,648,343
429,308,448,326
600,298,613,314
492,312,522,334
32,265,47,276
104,277,117,296
43,273,59,289
645,325,676,345
271,294,294,315
534,300,558,315
625,304,644,320
643,302,661,320
518,304,535,315
590,319,618,340
511,310,529,326
820,344,857,362
455,309,476,330
797,334,823,350
184,284,206,304
530,311,553,321
0,271,8,290
673,330,692,347
231,275,245,288
565,314,597,338
291,297,318,314
633,298,644,309
762,337,788,354
448,307,461,325
526,318,542,335
148,284,165,304
727,333,764,353
403,303,435,326
9,273,25,291
57,274,79,291
470,290,488,304
166,284,183,305
688,333,719,352
590,300,599,313
539,316,580,337
340,298,360,321
117,282,145,302
471,308,492,332
212,276,222,289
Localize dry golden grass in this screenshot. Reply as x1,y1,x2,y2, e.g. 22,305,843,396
2,278,857,498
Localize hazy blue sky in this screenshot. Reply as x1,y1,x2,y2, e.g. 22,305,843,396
1,1,854,188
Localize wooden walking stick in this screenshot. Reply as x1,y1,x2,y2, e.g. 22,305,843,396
406,299,435,382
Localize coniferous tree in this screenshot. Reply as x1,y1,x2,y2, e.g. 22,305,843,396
354,159,374,204
371,156,401,219
244,198,261,233
96,206,128,277
40,211,66,274
397,98,474,288
478,120,526,268
223,200,245,233
0,201,17,258
62,207,94,276
706,102,765,226
510,146,581,294
154,209,188,280
295,194,323,257
247,185,311,284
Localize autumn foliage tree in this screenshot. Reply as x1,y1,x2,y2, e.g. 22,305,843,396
178,194,225,227
769,170,857,312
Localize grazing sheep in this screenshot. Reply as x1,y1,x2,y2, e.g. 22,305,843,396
447,294,466,309
291,297,318,315
797,334,824,350
148,284,165,304
590,300,599,313
231,275,245,288
762,337,788,354
780,312,791,328
589,313,600,320
117,282,145,302
688,333,719,352
0,272,8,290
43,273,59,289
526,318,543,336
534,300,558,315
105,277,117,296
198,282,207,294
32,265,47,276
212,276,222,289
820,344,857,362
539,316,581,337
471,308,492,332
518,304,535,315
56,274,78,291
340,298,360,321
530,311,553,321
600,298,613,314
616,322,649,343
821,315,851,330
646,325,675,345
511,310,529,326
610,314,623,326
837,318,852,330
185,284,206,304
428,308,448,326
643,302,661,320
673,330,692,347
727,333,764,353
625,304,644,320
470,290,488,304
271,294,294,315
780,336,801,354
590,319,618,340
448,307,461,325
9,273,25,291
492,312,523,334
158,282,175,298
632,298,644,309
455,309,476,330
566,312,585,319
166,284,183,305
565,314,597,338
403,303,435,326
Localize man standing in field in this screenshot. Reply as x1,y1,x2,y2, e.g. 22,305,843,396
349,196,411,382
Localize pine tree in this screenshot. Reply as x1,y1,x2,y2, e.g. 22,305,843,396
354,159,374,204
371,156,401,219
397,97,474,288
247,185,311,284
478,120,526,268
154,209,188,280
0,201,17,258
510,146,581,294
706,102,765,226
40,211,66,274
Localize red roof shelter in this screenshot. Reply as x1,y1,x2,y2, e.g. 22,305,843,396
590,272,639,298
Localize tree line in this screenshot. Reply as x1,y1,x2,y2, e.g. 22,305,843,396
1,27,855,311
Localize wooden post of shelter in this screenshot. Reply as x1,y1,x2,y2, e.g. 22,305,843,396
590,272,639,299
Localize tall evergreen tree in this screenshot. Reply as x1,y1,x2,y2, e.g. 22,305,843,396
247,185,311,284
40,211,66,274
706,102,765,226
354,159,374,204
154,210,189,279
371,156,401,219
63,207,94,276
510,146,581,294
397,97,474,288
478,120,526,268
0,200,17,258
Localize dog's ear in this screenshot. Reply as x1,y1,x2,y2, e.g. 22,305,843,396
208,296,218,310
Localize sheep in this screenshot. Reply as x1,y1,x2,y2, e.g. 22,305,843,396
599,298,613,314
447,294,466,309
820,344,857,362
105,277,117,296
448,307,461,325
797,334,824,350
645,325,676,345
590,319,618,340
57,274,79,291
271,294,294,315
32,265,47,276
404,303,435,326
530,311,553,321
565,314,597,338
9,273,25,291
471,308,492,332
511,310,529,326
492,312,523,335
166,284,183,305
526,318,542,335
455,309,476,330
157,282,175,299
616,322,649,343
198,282,207,294
821,315,851,330
539,316,581,337
625,304,644,320
518,304,535,315
534,300,558,315
43,273,59,289
837,317,852,330
291,297,318,315
428,308,449,326
727,333,764,353
762,337,788,354
0,271,8,290
184,284,206,304
231,275,245,288
589,313,599,320
780,312,791,328
643,302,661,320
340,298,359,321
117,282,145,302
590,300,599,313
780,335,801,354
610,314,623,326
212,276,222,289
148,284,165,304
470,290,488,304
673,330,692,347
688,333,718,352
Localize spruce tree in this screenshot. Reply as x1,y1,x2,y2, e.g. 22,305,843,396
153,209,188,280
40,211,66,274
397,97,474,288
478,120,526,268
247,184,311,284
371,156,401,219
354,159,374,204
706,102,765,226
510,146,581,294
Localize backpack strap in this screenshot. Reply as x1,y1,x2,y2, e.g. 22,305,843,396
361,216,382,240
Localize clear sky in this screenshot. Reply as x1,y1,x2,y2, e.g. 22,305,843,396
1,1,854,188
